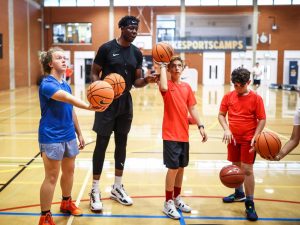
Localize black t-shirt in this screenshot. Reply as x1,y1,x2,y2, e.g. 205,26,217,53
94,39,143,93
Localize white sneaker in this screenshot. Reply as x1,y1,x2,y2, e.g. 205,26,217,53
163,199,181,220
174,196,191,213
90,189,103,212
110,184,133,206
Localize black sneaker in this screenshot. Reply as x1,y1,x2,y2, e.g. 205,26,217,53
222,192,246,203
245,200,258,221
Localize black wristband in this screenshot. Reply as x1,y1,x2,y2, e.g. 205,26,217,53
198,124,204,130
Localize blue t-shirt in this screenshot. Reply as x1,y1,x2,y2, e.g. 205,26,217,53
38,75,75,143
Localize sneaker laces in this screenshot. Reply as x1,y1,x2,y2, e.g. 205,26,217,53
115,185,127,198
90,189,101,203
44,212,53,223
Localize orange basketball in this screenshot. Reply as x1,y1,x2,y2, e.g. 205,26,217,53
87,81,114,108
254,131,281,160
104,73,126,99
152,42,174,63
219,165,245,188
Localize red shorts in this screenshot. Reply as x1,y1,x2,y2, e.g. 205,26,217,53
227,141,256,164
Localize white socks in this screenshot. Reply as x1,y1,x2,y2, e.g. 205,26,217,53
114,176,122,187
92,180,99,192
93,176,122,190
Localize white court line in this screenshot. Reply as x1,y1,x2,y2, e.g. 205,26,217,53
0,106,15,113
66,165,92,225
264,127,289,140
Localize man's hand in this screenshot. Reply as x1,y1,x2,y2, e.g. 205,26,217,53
145,73,160,83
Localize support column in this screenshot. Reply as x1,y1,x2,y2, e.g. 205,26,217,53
252,0,258,66
8,0,15,90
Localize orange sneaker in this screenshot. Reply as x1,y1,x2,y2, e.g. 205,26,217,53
60,198,82,216
38,212,56,225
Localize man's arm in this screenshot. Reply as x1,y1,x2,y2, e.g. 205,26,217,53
91,63,103,82
274,125,300,160
134,68,159,88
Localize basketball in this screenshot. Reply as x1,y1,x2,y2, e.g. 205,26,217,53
152,42,174,63
104,73,126,99
87,81,114,108
254,131,281,159
219,165,245,188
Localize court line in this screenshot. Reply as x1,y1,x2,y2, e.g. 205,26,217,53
66,165,92,225
1,195,300,212
0,211,299,222
179,210,186,225
0,106,15,113
0,152,40,192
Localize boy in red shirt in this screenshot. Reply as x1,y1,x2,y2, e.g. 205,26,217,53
158,56,208,220
218,67,266,221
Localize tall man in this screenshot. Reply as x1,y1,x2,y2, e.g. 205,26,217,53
89,15,158,212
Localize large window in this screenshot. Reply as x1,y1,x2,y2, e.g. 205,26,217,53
157,20,176,42
44,0,298,6
53,23,92,44
44,0,109,6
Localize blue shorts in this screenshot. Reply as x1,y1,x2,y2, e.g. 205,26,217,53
39,139,79,160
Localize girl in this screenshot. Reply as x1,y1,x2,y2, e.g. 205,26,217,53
38,47,99,225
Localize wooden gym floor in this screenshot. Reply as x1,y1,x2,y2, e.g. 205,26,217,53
0,84,299,225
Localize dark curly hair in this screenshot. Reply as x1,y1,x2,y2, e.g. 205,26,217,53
231,67,250,85
118,16,140,28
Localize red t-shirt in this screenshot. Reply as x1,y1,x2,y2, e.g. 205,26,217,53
161,80,196,142
219,90,266,142
65,68,73,78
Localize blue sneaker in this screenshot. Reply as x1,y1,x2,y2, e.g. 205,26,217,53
245,200,258,221
222,192,246,203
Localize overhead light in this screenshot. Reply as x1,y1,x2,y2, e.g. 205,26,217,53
272,24,277,30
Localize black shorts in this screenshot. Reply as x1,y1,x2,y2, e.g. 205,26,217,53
92,92,133,136
253,79,261,85
163,140,189,169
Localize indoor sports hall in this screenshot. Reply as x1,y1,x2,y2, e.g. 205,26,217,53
0,1,300,225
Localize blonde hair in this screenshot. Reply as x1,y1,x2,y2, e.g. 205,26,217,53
168,55,185,69
39,47,64,74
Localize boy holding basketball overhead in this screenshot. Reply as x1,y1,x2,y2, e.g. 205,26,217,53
89,15,158,212
218,67,266,221
158,56,208,220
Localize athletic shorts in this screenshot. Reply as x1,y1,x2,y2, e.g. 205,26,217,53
253,79,261,85
163,140,189,169
227,141,256,164
93,92,133,136
39,138,79,160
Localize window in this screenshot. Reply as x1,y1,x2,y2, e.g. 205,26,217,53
258,0,273,5
44,0,59,6
237,0,253,5
114,0,180,6
156,20,176,42
59,0,76,6
219,0,237,5
44,0,109,6
201,0,219,6
274,0,291,4
53,23,92,44
185,0,200,6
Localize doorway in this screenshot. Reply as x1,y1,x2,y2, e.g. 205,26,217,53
74,51,95,85
203,52,225,85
